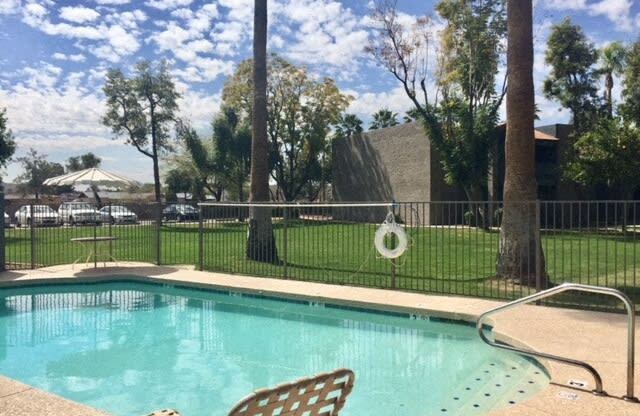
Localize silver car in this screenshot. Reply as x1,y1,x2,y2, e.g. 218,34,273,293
98,205,138,224
58,202,102,225
14,205,60,227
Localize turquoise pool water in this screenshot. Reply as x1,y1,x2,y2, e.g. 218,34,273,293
0,281,548,415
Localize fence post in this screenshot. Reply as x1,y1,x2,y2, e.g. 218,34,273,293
155,202,162,265
30,203,35,269
0,183,5,272
108,203,113,261
283,206,288,279
93,210,98,269
535,199,542,292
198,204,204,271
391,204,397,289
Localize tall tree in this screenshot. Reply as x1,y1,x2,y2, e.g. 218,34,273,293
15,149,65,199
496,0,546,286
66,153,102,172
403,108,421,123
334,114,363,140
599,41,626,117
543,18,600,135
103,60,180,203
164,167,205,201
367,0,506,211
213,108,251,201
0,108,16,177
567,116,640,200
223,57,351,201
180,108,251,202
621,40,640,126
369,108,399,130
246,0,278,262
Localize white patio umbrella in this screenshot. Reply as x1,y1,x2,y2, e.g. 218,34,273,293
43,168,138,188
43,168,139,205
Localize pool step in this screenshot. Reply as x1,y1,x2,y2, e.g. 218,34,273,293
433,360,546,415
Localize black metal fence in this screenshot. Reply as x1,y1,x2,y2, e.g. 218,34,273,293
3,200,200,269
2,198,639,310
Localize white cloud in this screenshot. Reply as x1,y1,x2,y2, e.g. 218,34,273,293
153,22,191,52
59,6,100,24
170,8,193,19
186,3,218,33
217,0,253,22
177,88,221,132
174,39,214,61
545,0,587,10
173,57,234,83
589,0,634,32
0,0,20,15
106,10,147,30
346,86,414,119
19,62,63,90
211,20,247,55
145,0,193,11
545,0,634,32
95,0,131,4
0,71,114,155
274,0,370,77
23,3,48,21
52,52,87,62
151,3,228,78
23,5,103,40
22,5,144,62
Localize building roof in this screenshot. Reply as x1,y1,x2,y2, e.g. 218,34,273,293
365,122,561,142
534,129,559,141
497,123,560,141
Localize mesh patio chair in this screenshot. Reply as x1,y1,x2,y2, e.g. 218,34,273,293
228,368,356,416
143,368,355,416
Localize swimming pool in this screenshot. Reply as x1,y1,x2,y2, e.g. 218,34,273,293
0,281,548,415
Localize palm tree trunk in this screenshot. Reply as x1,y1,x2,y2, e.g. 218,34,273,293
606,73,614,118
246,0,278,263
497,0,547,287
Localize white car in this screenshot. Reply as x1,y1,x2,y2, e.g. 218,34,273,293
4,212,10,227
14,205,59,227
58,202,102,225
98,205,138,224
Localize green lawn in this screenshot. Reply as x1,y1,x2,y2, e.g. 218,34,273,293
6,220,640,307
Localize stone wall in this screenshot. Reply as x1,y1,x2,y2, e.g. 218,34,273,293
332,122,466,224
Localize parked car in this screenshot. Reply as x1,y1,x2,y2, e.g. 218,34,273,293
4,212,10,227
98,205,138,224
162,204,199,222
14,205,59,227
58,202,102,225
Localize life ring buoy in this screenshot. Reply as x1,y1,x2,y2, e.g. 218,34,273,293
375,222,408,259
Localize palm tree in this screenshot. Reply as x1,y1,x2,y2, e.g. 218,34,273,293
369,108,399,130
496,0,547,287
599,41,626,117
246,0,278,262
334,114,363,139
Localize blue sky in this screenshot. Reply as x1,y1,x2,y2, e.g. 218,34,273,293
0,0,638,183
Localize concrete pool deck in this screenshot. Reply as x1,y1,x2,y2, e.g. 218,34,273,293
0,262,638,416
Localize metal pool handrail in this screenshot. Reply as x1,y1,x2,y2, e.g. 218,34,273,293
476,283,638,402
